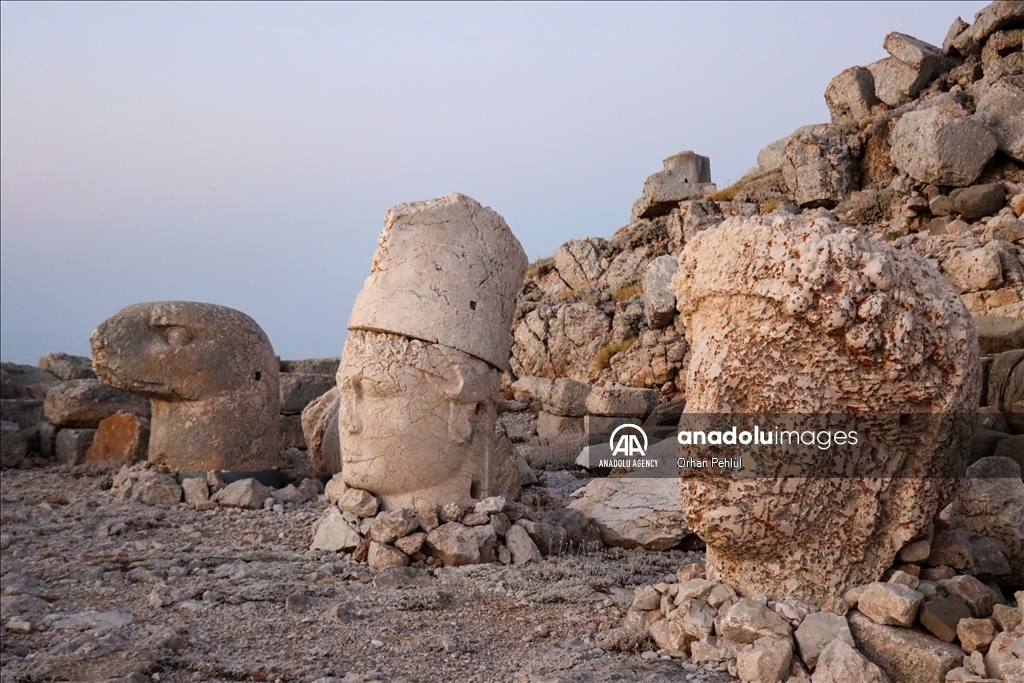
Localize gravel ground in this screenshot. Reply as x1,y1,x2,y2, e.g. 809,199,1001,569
0,466,736,683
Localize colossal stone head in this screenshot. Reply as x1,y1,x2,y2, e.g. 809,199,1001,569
90,301,281,473
339,193,527,510
672,213,980,610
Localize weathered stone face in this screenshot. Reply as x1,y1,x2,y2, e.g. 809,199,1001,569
90,301,281,473
672,213,980,611
339,194,526,511
337,330,506,511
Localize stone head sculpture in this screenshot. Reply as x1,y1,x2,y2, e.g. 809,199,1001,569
672,213,980,610
90,301,281,473
340,193,527,510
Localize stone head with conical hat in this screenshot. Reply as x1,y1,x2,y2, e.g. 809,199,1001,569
338,193,528,510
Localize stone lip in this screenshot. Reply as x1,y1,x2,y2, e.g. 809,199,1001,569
348,193,528,371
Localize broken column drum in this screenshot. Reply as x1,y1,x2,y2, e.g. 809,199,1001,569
340,193,528,511
90,301,281,474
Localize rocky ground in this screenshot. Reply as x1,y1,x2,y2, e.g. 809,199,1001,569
0,466,735,683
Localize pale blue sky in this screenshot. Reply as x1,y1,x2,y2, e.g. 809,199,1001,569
1,1,987,364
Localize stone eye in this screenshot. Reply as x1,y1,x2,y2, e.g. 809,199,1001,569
166,326,193,347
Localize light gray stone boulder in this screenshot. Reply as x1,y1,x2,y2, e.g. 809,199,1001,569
856,582,924,627
553,238,603,293
951,1,1024,56
585,385,657,417
300,386,340,479
643,255,679,329
38,353,95,381
55,427,96,465
545,378,592,417
310,507,361,552
504,524,542,564
367,509,419,544
718,597,793,645
631,151,716,221
279,373,334,415
425,522,480,566
811,640,889,683
43,379,149,428
736,636,793,683
825,66,879,124
942,245,1005,292
890,106,998,186
568,478,689,550
212,478,272,509
942,456,1024,586
848,610,964,683
975,79,1024,163
795,610,856,670
0,363,60,400
782,129,860,208
367,542,409,570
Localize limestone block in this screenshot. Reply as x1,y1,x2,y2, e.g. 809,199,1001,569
279,358,338,375
942,456,1024,586
736,635,792,683
38,353,95,381
0,363,60,400
301,386,340,479
85,412,149,463
585,385,657,417
718,598,793,645
212,478,272,510
975,80,1024,163
648,618,692,653
535,411,584,438
367,509,419,544
987,350,1024,412
920,595,972,642
946,246,1005,293
310,507,361,552
825,66,879,124
672,213,979,611
958,618,997,654
545,377,592,417
631,151,715,221
867,57,930,107
367,542,409,571
643,255,679,329
181,478,209,506
511,376,554,404
939,575,997,618
568,478,689,550
0,421,28,468
952,1,1024,56
985,631,1024,679
848,611,963,683
43,379,149,429
795,610,856,670
394,532,425,556
511,302,612,383
810,640,889,683
504,524,542,565
55,428,96,465
952,184,1006,221
514,519,568,556
279,373,334,415
425,522,480,566
91,301,281,473
277,415,305,450
884,32,943,70
890,107,997,187
857,582,924,627
975,316,1024,354
336,486,379,518
554,239,602,291
782,130,860,208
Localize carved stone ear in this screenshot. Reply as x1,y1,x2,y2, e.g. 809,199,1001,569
447,402,475,445
338,377,362,434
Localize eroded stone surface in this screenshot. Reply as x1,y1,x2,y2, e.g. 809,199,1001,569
91,301,281,473
672,213,980,611
340,194,526,511
568,478,690,551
